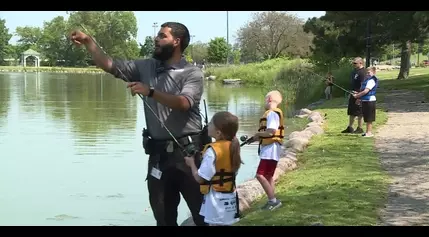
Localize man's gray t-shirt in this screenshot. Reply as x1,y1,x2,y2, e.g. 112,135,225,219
109,57,204,140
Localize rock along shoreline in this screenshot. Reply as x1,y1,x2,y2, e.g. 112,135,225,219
180,107,325,226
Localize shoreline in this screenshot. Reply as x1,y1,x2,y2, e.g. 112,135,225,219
0,66,105,74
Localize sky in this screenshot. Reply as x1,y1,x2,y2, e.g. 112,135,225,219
0,11,325,45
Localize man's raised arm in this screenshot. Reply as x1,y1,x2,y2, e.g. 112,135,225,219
70,29,139,82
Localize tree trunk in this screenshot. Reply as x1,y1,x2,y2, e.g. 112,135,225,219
397,40,412,80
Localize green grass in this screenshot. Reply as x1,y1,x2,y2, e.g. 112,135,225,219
235,66,429,226
236,98,389,226
376,67,429,80
381,53,429,66
376,67,429,98
204,58,308,86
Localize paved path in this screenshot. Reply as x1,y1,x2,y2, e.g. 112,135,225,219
376,90,429,226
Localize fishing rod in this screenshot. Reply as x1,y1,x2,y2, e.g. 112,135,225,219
239,135,256,147
78,24,196,156
296,67,354,95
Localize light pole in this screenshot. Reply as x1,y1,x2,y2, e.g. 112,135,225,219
190,35,195,62
226,11,229,65
152,22,158,39
365,18,371,68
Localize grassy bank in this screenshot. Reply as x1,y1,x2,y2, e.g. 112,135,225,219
204,58,297,86
236,98,389,226
205,58,332,109
236,68,429,226
0,66,104,74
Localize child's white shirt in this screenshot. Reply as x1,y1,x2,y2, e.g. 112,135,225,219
198,147,240,225
259,111,281,162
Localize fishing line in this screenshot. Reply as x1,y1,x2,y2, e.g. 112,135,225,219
79,24,194,155
296,67,354,95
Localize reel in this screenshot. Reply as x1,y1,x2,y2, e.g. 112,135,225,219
240,135,255,147
240,135,249,142
183,143,198,157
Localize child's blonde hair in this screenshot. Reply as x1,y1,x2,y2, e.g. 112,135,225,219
266,90,283,104
366,66,376,73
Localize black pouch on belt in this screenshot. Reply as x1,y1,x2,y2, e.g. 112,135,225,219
142,128,152,155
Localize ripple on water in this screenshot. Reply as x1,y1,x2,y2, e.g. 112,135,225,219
69,193,125,199
106,193,124,198
70,193,88,198
46,214,80,221
120,211,137,215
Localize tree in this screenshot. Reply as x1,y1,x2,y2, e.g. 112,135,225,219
207,37,230,63
231,49,241,65
303,17,346,69
139,36,154,58
421,41,429,58
239,41,263,63
39,16,69,66
236,11,313,60
374,12,422,79
6,44,20,60
67,11,140,60
414,11,429,36
0,18,12,65
123,40,140,60
184,54,193,63
11,11,141,67
378,44,401,62
184,41,208,63
318,11,425,79
15,26,43,57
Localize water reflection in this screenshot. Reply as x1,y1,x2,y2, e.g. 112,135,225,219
0,72,299,226
0,74,11,129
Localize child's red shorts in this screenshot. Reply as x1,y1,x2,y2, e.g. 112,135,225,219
256,159,278,179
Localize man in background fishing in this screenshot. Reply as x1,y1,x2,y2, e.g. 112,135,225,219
341,57,366,134
70,22,208,226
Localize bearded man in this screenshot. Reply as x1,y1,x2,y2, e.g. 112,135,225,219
70,22,206,226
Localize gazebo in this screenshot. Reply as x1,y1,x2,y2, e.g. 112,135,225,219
21,49,41,67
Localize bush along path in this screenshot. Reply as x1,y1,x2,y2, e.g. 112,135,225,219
376,90,429,226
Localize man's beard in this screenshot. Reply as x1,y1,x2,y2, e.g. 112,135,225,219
152,44,175,61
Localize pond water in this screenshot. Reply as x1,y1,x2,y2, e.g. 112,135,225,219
0,72,305,226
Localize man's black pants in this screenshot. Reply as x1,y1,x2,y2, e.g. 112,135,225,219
146,145,206,226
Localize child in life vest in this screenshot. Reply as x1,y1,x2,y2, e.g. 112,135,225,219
253,90,284,211
184,111,243,226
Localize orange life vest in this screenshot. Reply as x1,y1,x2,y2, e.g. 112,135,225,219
199,140,236,195
258,108,285,145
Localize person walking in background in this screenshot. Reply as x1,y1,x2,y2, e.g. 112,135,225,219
353,67,378,137
184,111,242,226
325,72,334,100
253,90,284,211
341,57,366,134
